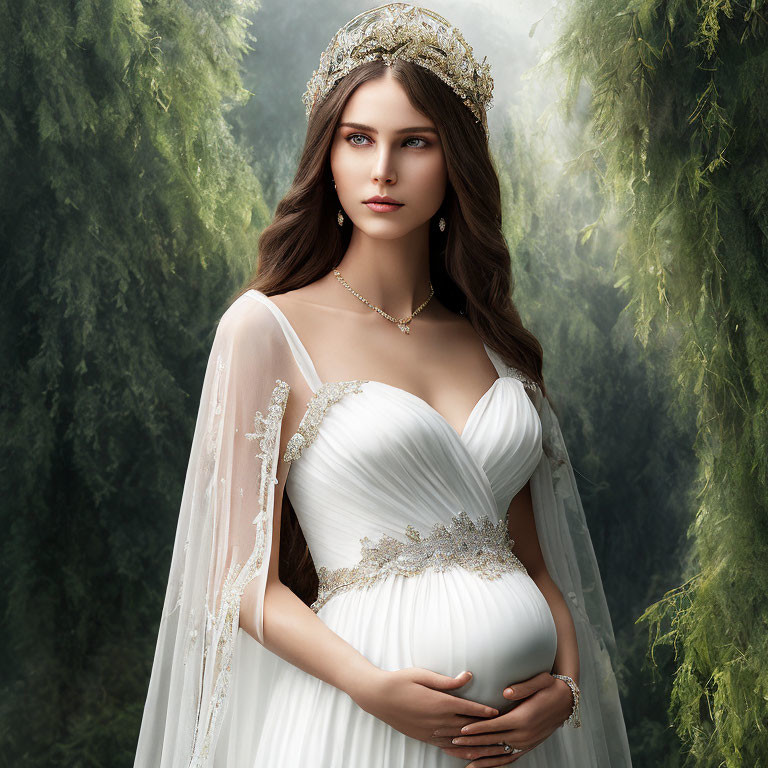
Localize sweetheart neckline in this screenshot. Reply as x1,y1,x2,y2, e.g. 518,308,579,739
360,376,510,441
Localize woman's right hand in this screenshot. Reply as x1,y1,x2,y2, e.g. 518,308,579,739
350,668,499,744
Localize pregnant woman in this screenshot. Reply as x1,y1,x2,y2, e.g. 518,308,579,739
133,4,633,767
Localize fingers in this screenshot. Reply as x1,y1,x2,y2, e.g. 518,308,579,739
431,715,489,740
457,734,546,767
503,671,553,700
466,752,527,767
457,712,510,736
458,700,499,719
440,744,527,767
450,732,518,748
466,749,527,767
410,667,499,719
413,668,473,689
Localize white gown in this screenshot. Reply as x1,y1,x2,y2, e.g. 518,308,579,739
134,289,633,768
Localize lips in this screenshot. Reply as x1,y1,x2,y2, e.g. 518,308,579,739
364,200,404,212
364,196,403,205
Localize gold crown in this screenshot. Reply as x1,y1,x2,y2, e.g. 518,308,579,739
302,3,494,136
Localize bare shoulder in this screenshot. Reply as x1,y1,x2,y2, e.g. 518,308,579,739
265,280,345,318
262,279,356,356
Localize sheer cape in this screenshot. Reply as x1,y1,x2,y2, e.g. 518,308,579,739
133,291,632,767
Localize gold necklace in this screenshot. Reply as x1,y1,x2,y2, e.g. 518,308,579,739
333,269,434,334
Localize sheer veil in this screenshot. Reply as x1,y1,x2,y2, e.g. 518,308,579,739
133,290,632,767
527,383,633,765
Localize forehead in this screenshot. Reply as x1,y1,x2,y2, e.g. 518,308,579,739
339,71,435,130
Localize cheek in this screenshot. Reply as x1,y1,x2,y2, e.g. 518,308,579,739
330,155,349,182
330,145,359,182
412,154,446,187
334,158,372,199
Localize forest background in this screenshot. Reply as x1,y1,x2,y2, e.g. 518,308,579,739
1,0,765,766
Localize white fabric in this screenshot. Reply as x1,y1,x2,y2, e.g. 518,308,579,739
134,288,633,767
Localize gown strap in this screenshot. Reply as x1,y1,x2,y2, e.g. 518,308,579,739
247,289,323,392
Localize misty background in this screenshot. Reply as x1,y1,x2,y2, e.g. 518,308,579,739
4,0,765,765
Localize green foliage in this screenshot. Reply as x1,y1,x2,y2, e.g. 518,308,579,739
227,0,368,210
4,0,763,764
551,0,768,763
493,92,694,766
0,0,269,764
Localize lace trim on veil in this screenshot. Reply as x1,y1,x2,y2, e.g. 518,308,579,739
189,378,290,765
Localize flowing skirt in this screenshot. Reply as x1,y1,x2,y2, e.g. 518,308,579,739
219,567,596,767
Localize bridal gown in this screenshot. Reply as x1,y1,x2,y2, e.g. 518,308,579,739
134,289,633,768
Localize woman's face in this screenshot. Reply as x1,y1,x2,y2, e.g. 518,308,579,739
329,67,448,240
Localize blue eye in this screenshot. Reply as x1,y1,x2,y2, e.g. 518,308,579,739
346,134,429,148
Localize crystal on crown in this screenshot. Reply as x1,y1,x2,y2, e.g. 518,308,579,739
302,3,494,136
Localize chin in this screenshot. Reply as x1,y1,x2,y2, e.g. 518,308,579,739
356,224,414,240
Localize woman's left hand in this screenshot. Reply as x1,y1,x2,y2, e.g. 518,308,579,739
430,672,573,766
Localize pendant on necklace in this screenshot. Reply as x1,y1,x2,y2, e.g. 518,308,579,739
398,323,410,334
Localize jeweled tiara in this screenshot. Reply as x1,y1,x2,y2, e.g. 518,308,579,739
301,3,494,136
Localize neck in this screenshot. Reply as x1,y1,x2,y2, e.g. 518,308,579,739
332,223,433,317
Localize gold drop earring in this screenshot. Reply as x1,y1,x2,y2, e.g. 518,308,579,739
333,179,344,226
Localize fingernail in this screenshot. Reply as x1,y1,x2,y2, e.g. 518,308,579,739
452,738,465,745
461,726,470,733
505,687,514,695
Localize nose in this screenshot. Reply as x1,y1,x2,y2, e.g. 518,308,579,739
371,144,396,185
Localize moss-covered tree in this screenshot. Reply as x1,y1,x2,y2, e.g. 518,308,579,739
0,0,268,764
551,1,768,764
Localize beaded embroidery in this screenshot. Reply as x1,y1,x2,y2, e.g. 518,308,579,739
283,367,536,465
542,432,568,471
505,368,567,475
190,378,290,766
283,380,368,463
310,509,528,612
505,364,538,392
200,354,227,477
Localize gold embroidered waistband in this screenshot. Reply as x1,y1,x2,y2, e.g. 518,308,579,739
310,510,528,613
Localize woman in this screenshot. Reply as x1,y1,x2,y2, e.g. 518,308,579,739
133,4,633,767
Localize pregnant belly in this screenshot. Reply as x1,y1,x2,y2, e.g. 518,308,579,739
317,566,558,714
409,568,558,713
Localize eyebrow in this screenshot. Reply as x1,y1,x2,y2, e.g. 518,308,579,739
338,121,439,134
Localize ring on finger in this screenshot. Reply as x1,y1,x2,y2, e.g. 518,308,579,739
499,741,524,755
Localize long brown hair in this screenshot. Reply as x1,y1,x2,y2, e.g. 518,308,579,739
231,59,546,604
